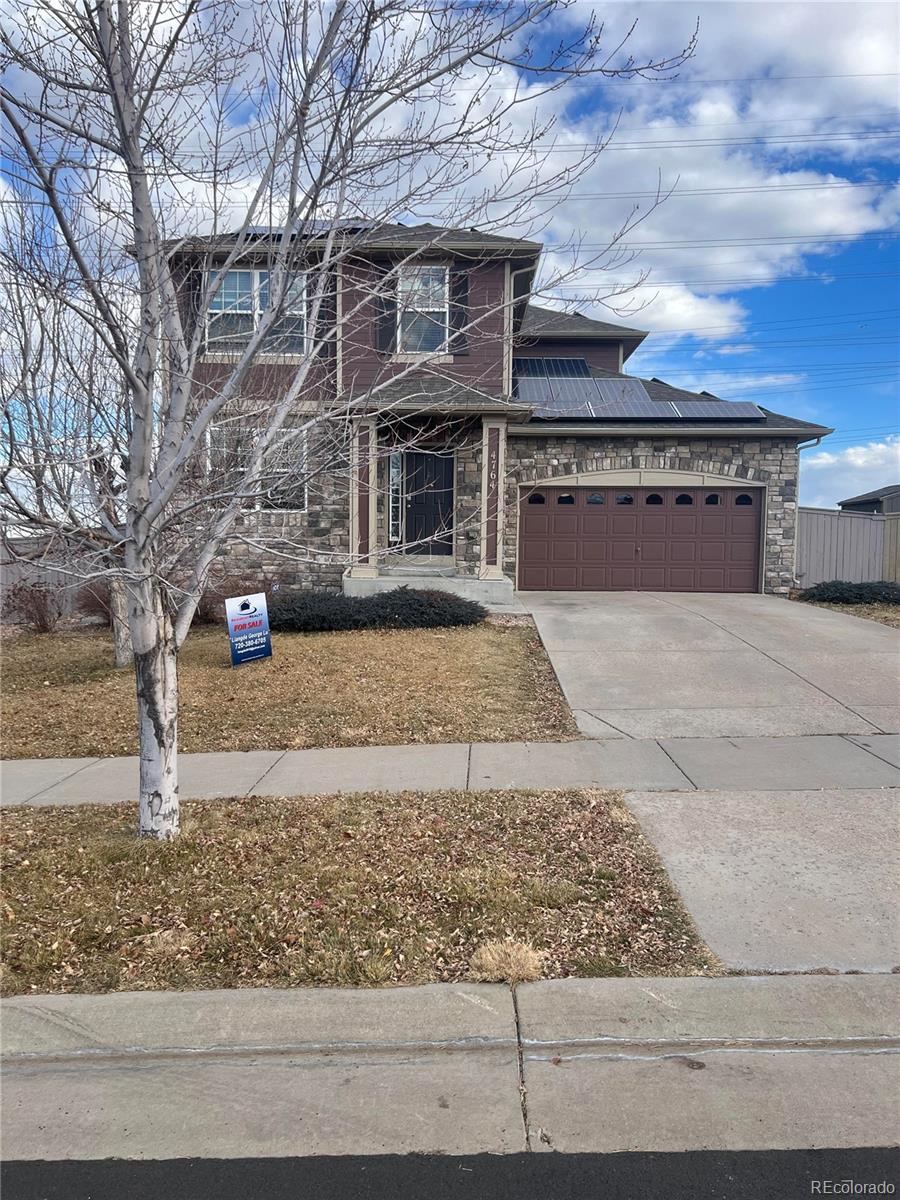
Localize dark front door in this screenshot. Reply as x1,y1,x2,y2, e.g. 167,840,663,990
404,452,454,555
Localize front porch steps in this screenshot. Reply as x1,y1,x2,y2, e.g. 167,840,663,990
342,567,519,610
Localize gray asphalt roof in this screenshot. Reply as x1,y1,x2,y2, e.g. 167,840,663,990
519,304,648,339
838,483,900,505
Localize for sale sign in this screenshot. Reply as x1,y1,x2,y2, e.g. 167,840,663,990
224,592,272,667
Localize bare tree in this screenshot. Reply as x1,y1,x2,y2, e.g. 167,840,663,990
1,0,694,839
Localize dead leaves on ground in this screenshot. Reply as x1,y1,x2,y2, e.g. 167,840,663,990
1,788,717,995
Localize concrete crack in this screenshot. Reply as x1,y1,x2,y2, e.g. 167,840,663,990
511,985,531,1152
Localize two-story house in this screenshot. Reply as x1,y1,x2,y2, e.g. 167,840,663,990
184,221,832,601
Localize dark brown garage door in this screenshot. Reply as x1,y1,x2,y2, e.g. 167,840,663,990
518,485,762,592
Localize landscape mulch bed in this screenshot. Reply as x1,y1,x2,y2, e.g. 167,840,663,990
0,623,577,759
0,789,718,995
802,601,900,630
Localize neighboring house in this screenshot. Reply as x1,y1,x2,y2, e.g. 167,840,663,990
180,222,832,600
837,485,900,515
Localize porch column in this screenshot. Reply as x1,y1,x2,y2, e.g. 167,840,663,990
479,417,507,580
348,417,378,578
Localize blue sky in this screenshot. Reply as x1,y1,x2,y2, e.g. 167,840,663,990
526,1,899,506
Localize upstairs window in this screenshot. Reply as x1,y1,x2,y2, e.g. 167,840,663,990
207,269,306,353
398,266,448,352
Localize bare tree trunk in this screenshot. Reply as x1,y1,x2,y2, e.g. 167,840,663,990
109,578,133,668
132,590,179,839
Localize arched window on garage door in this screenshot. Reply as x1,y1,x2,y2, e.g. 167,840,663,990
675,493,694,505
645,493,663,505
705,493,721,505
527,492,546,504
735,493,754,506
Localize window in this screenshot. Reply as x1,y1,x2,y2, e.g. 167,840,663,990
735,493,754,506
557,493,575,505
586,493,605,504
209,423,308,511
705,493,721,506
527,492,546,504
645,493,663,505
675,493,693,505
615,493,634,505
389,452,404,543
398,265,449,352
207,269,306,353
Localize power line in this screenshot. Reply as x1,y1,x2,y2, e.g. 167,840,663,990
539,181,891,200
552,270,900,289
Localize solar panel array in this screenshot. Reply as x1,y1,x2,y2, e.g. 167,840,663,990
512,358,765,422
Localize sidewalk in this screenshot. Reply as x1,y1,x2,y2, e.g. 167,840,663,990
3,975,898,1159
3,731,900,805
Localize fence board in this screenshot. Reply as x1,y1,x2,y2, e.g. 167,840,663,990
883,513,900,583
796,508,886,586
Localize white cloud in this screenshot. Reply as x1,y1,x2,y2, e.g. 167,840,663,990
800,435,900,507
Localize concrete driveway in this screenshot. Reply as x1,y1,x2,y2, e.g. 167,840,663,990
525,591,900,972
525,591,900,739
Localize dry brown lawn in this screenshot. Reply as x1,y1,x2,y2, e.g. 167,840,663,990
803,601,900,630
0,623,576,758
0,789,717,995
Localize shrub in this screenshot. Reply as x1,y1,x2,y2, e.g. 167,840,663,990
800,580,900,605
2,581,66,633
193,577,261,626
268,586,487,633
77,581,113,626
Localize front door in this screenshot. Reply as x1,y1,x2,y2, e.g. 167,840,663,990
403,452,454,555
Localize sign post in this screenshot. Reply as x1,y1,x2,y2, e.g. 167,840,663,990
224,592,272,667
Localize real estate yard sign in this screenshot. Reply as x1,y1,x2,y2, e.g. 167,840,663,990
225,592,272,667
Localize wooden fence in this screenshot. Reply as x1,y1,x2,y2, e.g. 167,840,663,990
796,508,900,586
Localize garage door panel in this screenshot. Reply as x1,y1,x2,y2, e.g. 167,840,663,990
611,515,638,535
639,514,668,535
730,514,759,536
609,566,638,588
549,565,578,589
552,540,579,563
670,514,699,535
637,567,667,588
582,514,610,535
640,540,668,563
729,541,758,563
700,514,727,535
519,485,761,592
581,540,608,563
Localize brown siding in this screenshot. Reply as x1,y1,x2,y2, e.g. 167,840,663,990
340,257,507,396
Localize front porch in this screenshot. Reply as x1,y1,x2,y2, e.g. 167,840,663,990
342,413,517,607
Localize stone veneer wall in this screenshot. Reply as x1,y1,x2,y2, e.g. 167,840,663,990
215,439,351,594
502,436,800,593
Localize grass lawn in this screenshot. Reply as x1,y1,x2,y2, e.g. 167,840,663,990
0,622,577,758
801,601,900,630
0,789,717,995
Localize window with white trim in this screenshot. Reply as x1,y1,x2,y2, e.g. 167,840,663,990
206,269,306,353
397,265,448,352
388,451,404,544
208,423,308,512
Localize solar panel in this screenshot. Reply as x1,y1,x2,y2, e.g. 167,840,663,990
513,363,766,422
512,357,590,378
671,399,765,420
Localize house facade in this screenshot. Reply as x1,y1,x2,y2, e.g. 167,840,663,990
185,223,832,601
